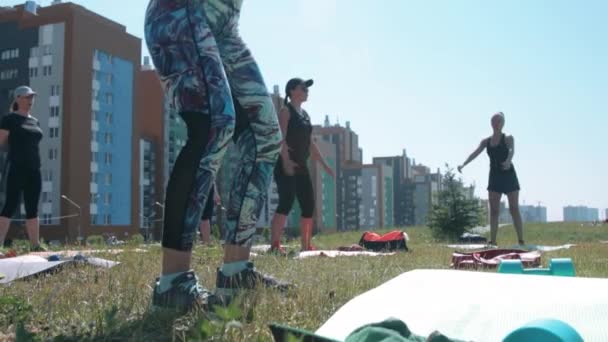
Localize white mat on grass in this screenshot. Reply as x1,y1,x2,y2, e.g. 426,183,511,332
0,255,120,284
315,269,608,341
295,250,395,259
0,255,67,284
445,243,576,251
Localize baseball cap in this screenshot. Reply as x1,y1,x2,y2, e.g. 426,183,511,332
13,85,37,99
285,78,313,96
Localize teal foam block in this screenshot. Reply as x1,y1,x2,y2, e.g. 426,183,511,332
503,319,583,342
498,258,575,277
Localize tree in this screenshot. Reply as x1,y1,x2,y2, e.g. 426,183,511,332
428,165,483,240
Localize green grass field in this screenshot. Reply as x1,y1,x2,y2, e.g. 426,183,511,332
1,222,607,341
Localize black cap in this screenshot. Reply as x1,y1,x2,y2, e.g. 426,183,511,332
285,78,313,103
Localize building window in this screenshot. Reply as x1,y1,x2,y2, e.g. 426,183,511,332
105,173,112,185
104,133,112,144
104,214,111,225
48,148,58,160
105,93,113,105
49,127,59,138
106,73,113,85
29,67,38,78
91,215,97,225
91,152,98,161
0,69,18,80
105,112,113,124
50,106,60,117
0,48,19,60
51,85,61,96
91,172,98,183
43,169,53,181
42,65,52,76
43,45,52,56
105,153,112,165
104,192,112,205
92,111,98,121
30,46,39,57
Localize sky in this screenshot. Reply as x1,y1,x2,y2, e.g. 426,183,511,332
6,0,608,221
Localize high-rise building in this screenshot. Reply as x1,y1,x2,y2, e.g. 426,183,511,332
412,165,442,226
314,118,362,230
519,205,548,223
310,135,337,231
136,65,164,240
343,163,393,230
373,149,412,227
563,206,599,222
0,3,146,242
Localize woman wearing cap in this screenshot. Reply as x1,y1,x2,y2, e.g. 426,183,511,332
270,78,335,254
458,112,525,246
0,86,45,251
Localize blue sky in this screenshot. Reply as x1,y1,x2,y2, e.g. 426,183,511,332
8,0,607,221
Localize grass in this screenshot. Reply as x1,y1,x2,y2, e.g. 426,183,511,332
1,222,607,341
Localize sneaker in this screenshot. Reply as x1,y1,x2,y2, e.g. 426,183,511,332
215,262,292,303
152,271,217,312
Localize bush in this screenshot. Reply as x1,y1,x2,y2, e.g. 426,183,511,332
128,234,145,246
87,235,105,246
428,165,483,240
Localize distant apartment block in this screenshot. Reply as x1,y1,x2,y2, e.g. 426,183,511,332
519,205,548,223
0,3,163,242
563,206,599,222
343,163,393,230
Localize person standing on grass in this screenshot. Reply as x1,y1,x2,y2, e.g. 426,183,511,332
145,0,290,312
269,78,335,254
458,112,525,247
0,86,46,252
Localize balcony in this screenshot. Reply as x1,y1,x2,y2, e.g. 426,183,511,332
42,202,52,214
90,161,98,172
90,182,98,194
92,100,100,111
92,79,100,91
42,181,52,193
49,95,60,107
42,55,52,66
91,120,99,132
28,57,39,68
48,117,59,128
90,204,98,215
91,141,99,152
93,58,100,71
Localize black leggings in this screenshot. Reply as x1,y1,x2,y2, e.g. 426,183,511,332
201,186,215,221
1,166,41,219
274,162,314,218
162,112,216,251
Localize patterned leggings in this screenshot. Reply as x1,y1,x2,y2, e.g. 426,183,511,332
145,0,281,251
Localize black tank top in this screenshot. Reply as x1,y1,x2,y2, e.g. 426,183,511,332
285,103,312,167
486,134,512,172
0,113,43,169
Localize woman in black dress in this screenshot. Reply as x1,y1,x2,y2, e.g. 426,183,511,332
458,112,524,246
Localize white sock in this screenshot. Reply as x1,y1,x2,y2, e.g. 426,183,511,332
220,261,249,277
158,271,187,293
